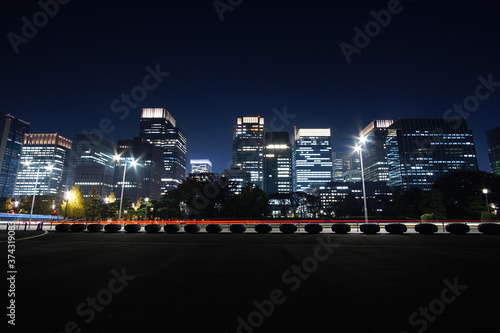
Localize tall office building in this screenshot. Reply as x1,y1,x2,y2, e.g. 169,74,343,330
139,108,187,193
66,134,116,197
232,116,265,188
14,133,72,197
115,137,163,201
190,159,213,174
263,132,292,195
359,120,393,182
332,152,360,182
293,128,333,193
386,119,478,190
222,166,251,194
0,112,30,197
486,127,500,175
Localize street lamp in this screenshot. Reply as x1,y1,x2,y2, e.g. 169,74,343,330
114,155,139,221
24,162,53,223
64,190,73,220
144,197,149,220
482,188,490,213
355,138,368,224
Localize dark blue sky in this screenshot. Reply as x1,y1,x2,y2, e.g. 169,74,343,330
2,0,499,172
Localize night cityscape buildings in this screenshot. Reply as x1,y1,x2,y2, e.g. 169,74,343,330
190,159,213,174
263,132,292,195
0,112,29,197
13,133,72,197
232,116,265,189
65,134,116,198
486,127,500,175
293,128,333,193
139,108,187,194
115,137,163,201
359,120,393,182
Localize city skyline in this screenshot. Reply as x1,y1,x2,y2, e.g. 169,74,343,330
2,1,499,173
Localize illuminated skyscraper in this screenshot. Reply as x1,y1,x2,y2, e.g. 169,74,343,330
359,120,393,182
263,132,292,195
293,128,333,193
115,137,163,201
14,133,72,197
139,108,187,193
65,134,116,197
332,152,360,182
0,112,30,198
232,116,265,188
486,126,500,175
386,118,478,190
190,159,212,174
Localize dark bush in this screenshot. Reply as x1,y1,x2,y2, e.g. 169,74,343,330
105,224,122,233
305,224,323,234
360,223,380,234
445,223,470,235
55,224,70,232
70,224,86,232
206,224,222,233
145,224,161,233
87,224,103,233
279,224,297,234
478,223,500,235
230,224,246,234
164,224,180,233
184,224,200,234
255,224,272,234
415,223,438,235
385,223,407,235
124,224,141,233
331,223,350,234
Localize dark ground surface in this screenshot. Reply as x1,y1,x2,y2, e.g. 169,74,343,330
2,230,500,333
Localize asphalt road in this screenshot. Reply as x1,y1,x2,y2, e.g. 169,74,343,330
3,230,500,333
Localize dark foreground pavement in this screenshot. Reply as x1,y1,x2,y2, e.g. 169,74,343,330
3,231,500,333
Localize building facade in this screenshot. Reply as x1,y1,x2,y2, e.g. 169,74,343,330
263,132,292,195
0,112,30,198
14,133,72,197
386,118,478,190
359,120,393,182
486,126,500,175
115,137,163,201
232,116,265,188
332,151,360,182
190,159,213,174
293,128,333,193
139,108,187,193
65,133,116,198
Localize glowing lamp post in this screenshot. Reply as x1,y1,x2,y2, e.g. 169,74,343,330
115,155,139,221
355,137,368,224
482,189,490,213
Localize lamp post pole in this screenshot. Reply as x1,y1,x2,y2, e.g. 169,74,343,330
358,145,368,224
118,160,128,221
483,189,490,213
29,166,41,224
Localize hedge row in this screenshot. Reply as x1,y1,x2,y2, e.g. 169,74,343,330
52,223,500,235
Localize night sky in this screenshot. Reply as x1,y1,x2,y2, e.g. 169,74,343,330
2,0,499,173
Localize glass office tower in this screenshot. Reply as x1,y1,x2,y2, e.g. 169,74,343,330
14,133,72,197
486,126,500,175
386,118,478,190
293,128,333,193
139,108,187,193
0,112,30,197
232,116,265,188
359,120,393,182
65,133,116,197
263,132,292,195
190,159,213,174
